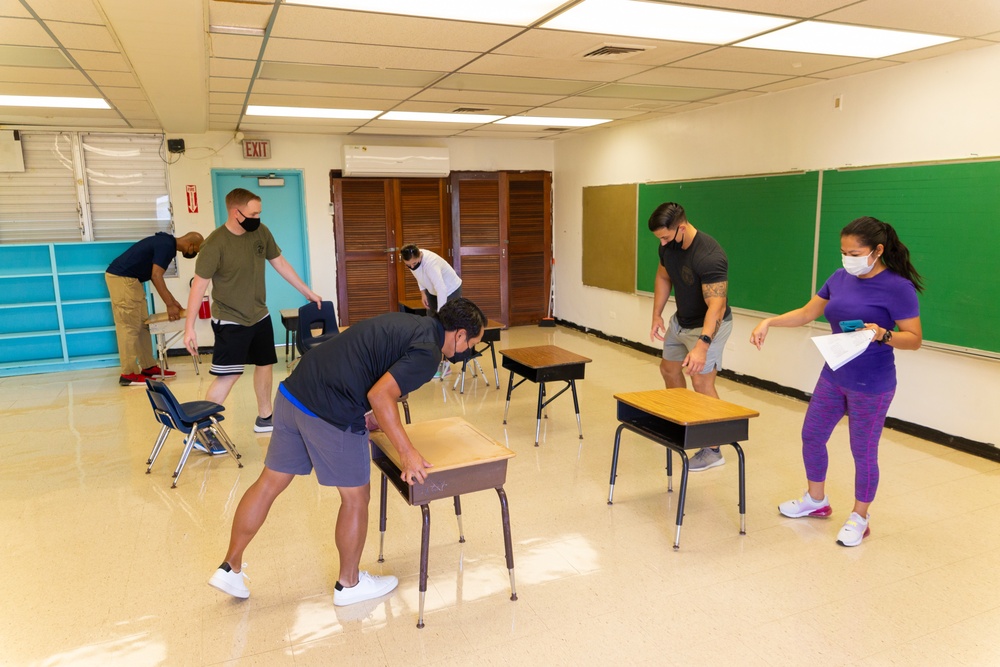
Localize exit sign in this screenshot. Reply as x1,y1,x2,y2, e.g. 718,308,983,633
242,139,271,159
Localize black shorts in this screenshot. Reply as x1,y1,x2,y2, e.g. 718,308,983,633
210,315,278,376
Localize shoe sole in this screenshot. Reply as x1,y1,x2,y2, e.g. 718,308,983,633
688,459,725,472
208,574,250,599
836,525,871,547
779,505,833,519
253,426,273,433
333,581,398,606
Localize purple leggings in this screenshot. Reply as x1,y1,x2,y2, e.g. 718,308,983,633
801,375,895,503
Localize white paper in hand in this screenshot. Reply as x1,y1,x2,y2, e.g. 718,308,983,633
811,329,876,371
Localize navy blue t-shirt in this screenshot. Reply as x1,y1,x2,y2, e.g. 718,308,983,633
658,231,732,329
282,312,444,432
106,232,176,282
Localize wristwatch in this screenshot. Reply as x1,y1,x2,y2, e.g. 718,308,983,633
698,334,712,345
878,330,893,345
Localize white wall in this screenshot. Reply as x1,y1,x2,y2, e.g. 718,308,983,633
164,132,554,342
552,43,1000,446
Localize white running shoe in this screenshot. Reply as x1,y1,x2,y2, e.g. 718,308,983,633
836,512,871,547
333,571,398,606
208,562,250,598
778,491,833,518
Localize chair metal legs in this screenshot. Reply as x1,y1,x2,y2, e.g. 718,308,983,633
146,424,171,473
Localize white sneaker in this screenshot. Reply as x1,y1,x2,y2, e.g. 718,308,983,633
333,571,398,606
208,562,250,598
836,512,871,547
778,491,833,518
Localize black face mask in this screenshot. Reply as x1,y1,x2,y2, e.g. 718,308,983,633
408,260,422,271
447,347,476,364
664,229,684,251
239,215,261,232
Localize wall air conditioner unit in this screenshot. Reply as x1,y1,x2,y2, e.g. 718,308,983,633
342,145,450,178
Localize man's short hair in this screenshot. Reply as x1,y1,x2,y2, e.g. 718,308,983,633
400,244,420,261
648,202,687,232
436,298,486,339
226,188,261,210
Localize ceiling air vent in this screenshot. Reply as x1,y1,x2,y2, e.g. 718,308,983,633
451,107,491,113
579,43,651,60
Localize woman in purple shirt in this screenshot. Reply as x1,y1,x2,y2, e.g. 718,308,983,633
750,217,923,547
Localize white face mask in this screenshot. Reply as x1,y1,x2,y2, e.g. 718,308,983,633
842,250,876,276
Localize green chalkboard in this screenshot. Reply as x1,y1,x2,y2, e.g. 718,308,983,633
820,163,1000,353
637,172,819,314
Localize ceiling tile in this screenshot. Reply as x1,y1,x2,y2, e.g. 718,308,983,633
0,65,87,85
811,60,897,79
0,17,54,46
0,44,70,67
676,46,865,76
751,77,823,93
210,91,246,105
411,89,565,107
459,130,555,139
677,0,857,17
208,0,273,30
102,86,151,102
821,0,1000,38
434,73,595,96
700,90,766,104
391,101,531,115
580,83,731,102
544,96,684,111
258,62,440,88
620,66,786,89
459,53,651,82
497,28,713,66
128,119,162,129
251,80,419,101
270,5,520,51
0,81,99,96
70,50,131,72
264,37,474,72
889,38,996,63
210,57,258,79
113,100,157,116
210,77,252,93
209,33,264,60
247,93,393,109
46,22,118,52
89,71,139,88
0,0,31,19
351,126,459,137
26,0,105,23
210,103,244,114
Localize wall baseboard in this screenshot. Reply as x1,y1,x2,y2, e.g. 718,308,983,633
554,318,1000,463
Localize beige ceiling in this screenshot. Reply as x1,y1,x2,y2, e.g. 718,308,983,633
1,0,998,138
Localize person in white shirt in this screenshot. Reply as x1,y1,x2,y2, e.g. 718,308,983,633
401,244,463,378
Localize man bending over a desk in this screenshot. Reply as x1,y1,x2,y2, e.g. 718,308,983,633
208,298,486,606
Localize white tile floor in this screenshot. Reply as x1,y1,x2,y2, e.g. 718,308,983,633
2,324,999,666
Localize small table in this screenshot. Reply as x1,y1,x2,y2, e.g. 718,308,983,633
499,345,592,446
453,319,505,393
398,298,427,316
144,310,199,375
608,389,759,549
369,417,517,628
279,308,299,362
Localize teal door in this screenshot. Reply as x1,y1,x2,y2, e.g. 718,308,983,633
210,171,310,346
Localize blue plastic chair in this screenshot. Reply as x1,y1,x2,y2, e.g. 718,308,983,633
296,300,339,356
145,379,242,487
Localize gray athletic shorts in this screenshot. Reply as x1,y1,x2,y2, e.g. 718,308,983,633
661,314,733,374
264,392,371,487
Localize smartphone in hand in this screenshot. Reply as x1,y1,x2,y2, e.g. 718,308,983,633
839,319,865,332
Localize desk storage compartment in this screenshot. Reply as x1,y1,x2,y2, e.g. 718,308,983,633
371,441,509,505
617,401,749,449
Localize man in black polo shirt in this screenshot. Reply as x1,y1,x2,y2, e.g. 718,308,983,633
208,298,486,606
105,231,203,386
648,202,733,472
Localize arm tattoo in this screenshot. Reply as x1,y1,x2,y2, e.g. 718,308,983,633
702,281,728,299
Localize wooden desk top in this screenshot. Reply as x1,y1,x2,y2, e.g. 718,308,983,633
615,389,759,426
485,319,505,331
145,309,186,325
279,308,298,321
499,345,592,368
369,417,515,473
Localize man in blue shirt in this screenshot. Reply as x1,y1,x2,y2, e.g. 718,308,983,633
105,231,203,386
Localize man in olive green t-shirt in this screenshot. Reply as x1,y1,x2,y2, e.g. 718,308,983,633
184,188,322,438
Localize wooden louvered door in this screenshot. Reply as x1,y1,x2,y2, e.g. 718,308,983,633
332,178,397,325
450,172,507,324
506,172,551,325
394,179,450,302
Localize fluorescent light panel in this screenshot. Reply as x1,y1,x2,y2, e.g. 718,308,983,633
380,111,503,123
209,25,266,36
284,0,567,26
542,0,795,45
0,95,110,109
495,115,610,127
735,21,958,58
246,105,381,119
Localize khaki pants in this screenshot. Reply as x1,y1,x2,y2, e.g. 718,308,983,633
105,273,156,375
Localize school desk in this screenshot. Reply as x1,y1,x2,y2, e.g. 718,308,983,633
369,417,517,628
144,310,199,375
608,388,759,549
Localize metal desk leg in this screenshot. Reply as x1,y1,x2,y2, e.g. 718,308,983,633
496,487,517,601
417,504,431,629
673,451,690,550
608,423,627,504
732,441,747,534
570,379,583,440
378,474,388,562
490,342,500,388
503,370,515,424
534,381,544,446
454,496,465,543
666,449,673,492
